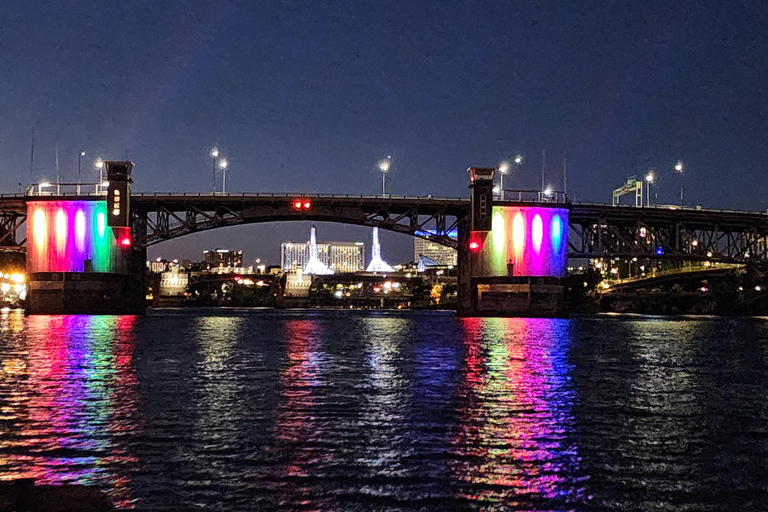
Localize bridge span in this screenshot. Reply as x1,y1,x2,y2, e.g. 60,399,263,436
2,192,768,264
7,163,768,317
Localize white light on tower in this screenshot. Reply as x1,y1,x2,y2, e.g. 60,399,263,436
645,171,655,207
219,159,228,194
497,162,509,200
378,156,391,195
675,160,684,206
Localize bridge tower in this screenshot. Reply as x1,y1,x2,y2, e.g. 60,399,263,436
25,161,145,314
458,167,569,317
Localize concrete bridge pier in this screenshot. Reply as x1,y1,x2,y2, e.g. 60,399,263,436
25,161,146,315
457,167,568,318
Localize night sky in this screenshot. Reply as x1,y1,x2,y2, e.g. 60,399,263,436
2,1,767,265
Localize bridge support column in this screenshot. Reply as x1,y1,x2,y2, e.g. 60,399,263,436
458,202,569,318
25,197,146,315
456,227,473,316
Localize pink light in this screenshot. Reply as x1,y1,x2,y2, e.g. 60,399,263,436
531,214,543,254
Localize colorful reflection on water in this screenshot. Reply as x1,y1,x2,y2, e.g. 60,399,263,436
451,317,585,509
0,312,141,508
6,310,759,510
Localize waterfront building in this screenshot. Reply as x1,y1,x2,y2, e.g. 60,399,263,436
413,238,457,266
281,226,364,272
203,249,243,269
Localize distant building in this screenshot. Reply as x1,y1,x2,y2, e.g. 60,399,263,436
281,227,365,272
414,238,457,266
366,227,393,272
147,258,181,273
203,249,243,269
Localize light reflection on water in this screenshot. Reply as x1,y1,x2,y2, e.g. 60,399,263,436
1,310,767,510
451,318,584,509
0,312,140,508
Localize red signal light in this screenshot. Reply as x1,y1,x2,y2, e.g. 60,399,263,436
119,236,132,247
303,201,311,209
468,231,486,253
293,200,303,210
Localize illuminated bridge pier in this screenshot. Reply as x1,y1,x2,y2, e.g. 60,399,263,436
460,168,568,317
25,162,145,314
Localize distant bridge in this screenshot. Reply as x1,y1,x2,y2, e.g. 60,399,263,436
3,192,768,264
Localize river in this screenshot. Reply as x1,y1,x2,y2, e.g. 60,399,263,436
0,309,767,510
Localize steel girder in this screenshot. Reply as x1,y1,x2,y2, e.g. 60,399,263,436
569,205,768,263
0,198,27,251
130,194,470,249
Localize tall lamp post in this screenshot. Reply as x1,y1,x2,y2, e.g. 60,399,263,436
211,147,219,193
674,161,684,206
378,156,391,196
95,159,105,194
219,159,228,194
498,162,509,201
78,150,85,183
645,171,655,206
513,154,523,197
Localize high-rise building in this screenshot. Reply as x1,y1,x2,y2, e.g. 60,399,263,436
203,249,243,269
281,227,365,272
414,238,457,266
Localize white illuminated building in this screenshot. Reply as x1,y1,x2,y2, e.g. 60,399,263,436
366,227,393,272
303,225,334,275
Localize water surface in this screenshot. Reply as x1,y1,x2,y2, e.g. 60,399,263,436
1,309,767,510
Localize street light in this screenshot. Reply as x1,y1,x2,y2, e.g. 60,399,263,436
378,156,391,196
211,147,220,193
78,150,85,183
498,162,509,201
219,159,228,194
95,159,105,194
674,161,684,206
645,171,655,206
95,158,104,180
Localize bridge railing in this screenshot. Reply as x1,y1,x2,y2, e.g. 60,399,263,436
24,182,107,197
130,192,469,201
497,189,569,204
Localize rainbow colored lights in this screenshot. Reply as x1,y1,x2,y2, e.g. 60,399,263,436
27,200,126,273
477,205,567,278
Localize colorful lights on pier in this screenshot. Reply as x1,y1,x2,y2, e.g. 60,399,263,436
477,206,568,278
27,200,127,273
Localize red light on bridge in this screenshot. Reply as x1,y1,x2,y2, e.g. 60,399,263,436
468,231,487,253
292,199,311,210
303,200,311,209
293,200,303,210
119,235,132,247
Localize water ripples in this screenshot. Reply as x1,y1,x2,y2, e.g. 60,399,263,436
1,309,768,510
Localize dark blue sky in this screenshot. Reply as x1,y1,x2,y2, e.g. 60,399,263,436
2,1,767,264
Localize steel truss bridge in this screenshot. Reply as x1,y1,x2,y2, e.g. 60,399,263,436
2,193,768,264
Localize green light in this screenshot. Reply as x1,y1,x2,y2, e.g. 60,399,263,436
491,207,506,273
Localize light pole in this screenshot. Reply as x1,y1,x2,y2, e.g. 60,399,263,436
219,159,228,194
378,156,391,196
645,171,655,206
78,150,85,183
513,154,523,197
95,159,105,194
674,161,684,206
211,148,219,193
498,162,509,201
